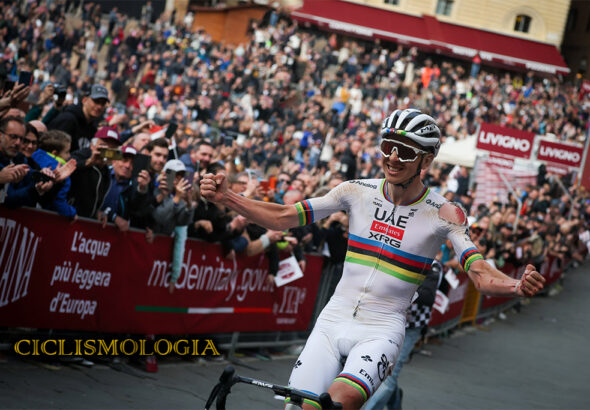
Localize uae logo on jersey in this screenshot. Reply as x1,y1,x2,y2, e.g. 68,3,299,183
371,208,410,241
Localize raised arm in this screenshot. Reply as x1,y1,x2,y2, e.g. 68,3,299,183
200,173,300,231
440,202,545,298
467,259,544,298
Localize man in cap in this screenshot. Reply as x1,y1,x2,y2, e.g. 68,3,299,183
97,146,152,232
68,126,122,218
47,84,110,151
152,159,194,236
152,159,195,293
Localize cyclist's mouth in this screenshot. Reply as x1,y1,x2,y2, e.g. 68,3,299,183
385,163,404,174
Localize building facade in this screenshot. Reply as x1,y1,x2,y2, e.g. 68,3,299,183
561,0,590,78
358,0,570,47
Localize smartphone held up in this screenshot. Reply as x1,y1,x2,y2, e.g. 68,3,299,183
99,148,123,161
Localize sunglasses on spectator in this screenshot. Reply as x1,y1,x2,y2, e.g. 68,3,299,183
379,138,428,162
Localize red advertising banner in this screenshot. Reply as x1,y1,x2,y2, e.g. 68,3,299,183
536,138,584,169
428,272,468,328
476,122,535,159
547,164,570,176
487,153,515,170
0,207,323,334
538,255,563,287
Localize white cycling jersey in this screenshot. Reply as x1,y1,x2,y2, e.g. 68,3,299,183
287,179,483,407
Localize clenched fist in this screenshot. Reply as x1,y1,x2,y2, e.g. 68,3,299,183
515,264,545,297
199,173,229,204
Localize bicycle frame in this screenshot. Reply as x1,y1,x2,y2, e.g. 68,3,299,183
204,365,342,409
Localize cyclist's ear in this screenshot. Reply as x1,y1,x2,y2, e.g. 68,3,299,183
420,153,434,171
439,202,468,226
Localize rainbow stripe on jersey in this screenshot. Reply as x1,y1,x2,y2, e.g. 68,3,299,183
345,233,432,285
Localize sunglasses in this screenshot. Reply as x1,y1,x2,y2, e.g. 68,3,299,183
379,138,428,162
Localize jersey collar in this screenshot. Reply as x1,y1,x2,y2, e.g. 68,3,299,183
381,180,430,206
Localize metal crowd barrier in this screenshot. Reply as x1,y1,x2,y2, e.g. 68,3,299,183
0,205,572,354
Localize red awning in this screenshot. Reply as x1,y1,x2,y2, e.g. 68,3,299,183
292,0,569,75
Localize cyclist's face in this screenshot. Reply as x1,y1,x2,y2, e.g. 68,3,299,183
380,136,433,183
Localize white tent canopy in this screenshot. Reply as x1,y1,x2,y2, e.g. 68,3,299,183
435,135,478,167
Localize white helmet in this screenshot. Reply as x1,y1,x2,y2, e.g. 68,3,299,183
380,109,441,156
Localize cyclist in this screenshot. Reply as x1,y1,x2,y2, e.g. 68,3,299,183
200,108,545,410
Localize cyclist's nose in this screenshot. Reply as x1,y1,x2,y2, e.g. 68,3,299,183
388,148,400,162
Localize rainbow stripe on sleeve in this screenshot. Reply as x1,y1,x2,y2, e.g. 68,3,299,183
460,247,484,272
294,200,314,226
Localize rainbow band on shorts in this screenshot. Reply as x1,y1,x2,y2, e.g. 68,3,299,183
295,200,314,226
284,390,321,409
334,373,370,401
460,247,484,272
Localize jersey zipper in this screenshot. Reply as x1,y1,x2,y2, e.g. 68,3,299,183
353,202,396,318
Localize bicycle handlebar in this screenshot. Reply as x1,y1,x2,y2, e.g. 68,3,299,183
204,365,343,410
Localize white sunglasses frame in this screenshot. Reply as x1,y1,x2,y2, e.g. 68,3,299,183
379,138,429,162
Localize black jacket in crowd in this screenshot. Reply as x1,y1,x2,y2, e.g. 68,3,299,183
68,148,111,218
47,103,99,151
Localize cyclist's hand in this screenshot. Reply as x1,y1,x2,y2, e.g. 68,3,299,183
200,172,229,204
516,264,545,297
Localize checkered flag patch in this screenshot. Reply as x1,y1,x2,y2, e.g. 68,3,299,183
406,303,432,329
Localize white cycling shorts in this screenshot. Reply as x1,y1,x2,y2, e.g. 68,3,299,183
287,300,405,407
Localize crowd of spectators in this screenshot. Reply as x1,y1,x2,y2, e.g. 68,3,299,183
1,0,589,295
